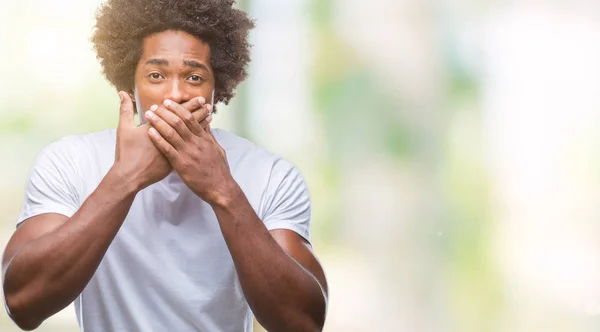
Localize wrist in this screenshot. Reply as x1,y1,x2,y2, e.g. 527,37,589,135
208,178,244,210
106,164,143,196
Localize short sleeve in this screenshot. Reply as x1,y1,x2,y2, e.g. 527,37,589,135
261,158,311,243
16,140,81,228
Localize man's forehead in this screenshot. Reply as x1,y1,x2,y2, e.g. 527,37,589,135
141,30,211,63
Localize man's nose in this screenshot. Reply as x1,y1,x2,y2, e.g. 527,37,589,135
164,80,189,104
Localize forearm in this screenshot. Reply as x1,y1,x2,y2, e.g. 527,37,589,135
211,185,326,332
3,167,139,329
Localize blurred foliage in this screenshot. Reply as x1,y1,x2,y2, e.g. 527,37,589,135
7,0,595,331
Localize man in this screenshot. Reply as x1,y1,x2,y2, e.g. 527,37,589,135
1,0,328,331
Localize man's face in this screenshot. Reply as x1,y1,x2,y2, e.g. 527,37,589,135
133,30,214,113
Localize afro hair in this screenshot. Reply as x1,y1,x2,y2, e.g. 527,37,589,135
92,0,254,106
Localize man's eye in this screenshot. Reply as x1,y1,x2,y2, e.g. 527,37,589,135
188,75,203,82
149,73,163,80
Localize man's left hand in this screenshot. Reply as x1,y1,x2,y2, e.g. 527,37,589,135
144,98,238,206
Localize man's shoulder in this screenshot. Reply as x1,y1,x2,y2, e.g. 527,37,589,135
212,128,279,163
36,128,115,169
212,128,299,182
50,128,116,149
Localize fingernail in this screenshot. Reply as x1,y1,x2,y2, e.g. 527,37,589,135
119,92,123,102
149,127,158,136
150,105,158,111
206,115,213,123
163,99,172,107
145,111,156,120
206,104,213,112
198,96,206,104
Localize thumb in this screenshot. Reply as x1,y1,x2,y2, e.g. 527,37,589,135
118,91,135,128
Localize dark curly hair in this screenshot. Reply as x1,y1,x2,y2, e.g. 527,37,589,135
91,0,254,106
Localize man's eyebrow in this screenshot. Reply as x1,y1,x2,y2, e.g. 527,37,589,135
145,58,169,66
183,60,210,72
144,58,209,72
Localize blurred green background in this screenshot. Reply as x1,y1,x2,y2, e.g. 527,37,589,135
2,0,600,331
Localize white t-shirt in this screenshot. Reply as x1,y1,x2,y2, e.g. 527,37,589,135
14,128,312,332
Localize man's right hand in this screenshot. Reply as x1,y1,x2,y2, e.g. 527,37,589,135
113,92,212,191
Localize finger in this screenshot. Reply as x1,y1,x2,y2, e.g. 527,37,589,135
145,109,185,149
164,98,210,135
153,102,194,140
194,112,213,135
148,127,180,163
200,112,213,130
118,91,135,128
188,104,213,135
180,96,207,113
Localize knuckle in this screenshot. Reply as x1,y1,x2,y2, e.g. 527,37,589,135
180,160,191,172
165,128,175,140
172,117,183,127
186,100,197,111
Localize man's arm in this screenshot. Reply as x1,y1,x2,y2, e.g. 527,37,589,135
2,168,138,330
211,187,328,332
269,229,328,298
1,92,209,330
145,99,328,331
